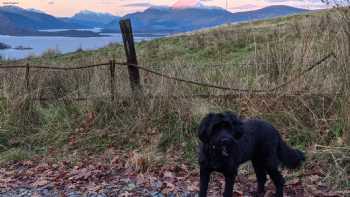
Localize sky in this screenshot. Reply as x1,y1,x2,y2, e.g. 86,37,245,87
0,0,329,17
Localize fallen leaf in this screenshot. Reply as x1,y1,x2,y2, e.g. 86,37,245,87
120,191,133,197
187,181,199,192
163,171,174,178
32,179,49,187
234,190,244,197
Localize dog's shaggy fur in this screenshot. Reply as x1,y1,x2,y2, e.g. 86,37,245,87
198,112,305,197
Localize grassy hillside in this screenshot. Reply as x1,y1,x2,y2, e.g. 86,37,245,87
0,8,349,192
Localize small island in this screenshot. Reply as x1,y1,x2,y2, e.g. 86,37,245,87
0,42,11,50
14,45,33,50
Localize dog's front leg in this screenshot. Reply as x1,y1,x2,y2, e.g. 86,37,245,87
199,166,210,197
223,173,236,197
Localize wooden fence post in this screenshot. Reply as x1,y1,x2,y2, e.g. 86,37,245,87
110,60,116,102
119,19,143,96
25,63,30,96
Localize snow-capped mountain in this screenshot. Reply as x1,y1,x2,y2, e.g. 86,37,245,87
64,10,119,28
27,8,46,14
172,0,203,9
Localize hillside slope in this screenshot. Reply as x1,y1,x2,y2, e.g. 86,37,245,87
0,9,348,196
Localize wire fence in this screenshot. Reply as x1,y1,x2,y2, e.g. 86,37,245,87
0,51,336,102
0,19,339,102
0,62,111,70
123,52,336,93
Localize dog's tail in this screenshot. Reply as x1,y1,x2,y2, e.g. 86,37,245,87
278,140,305,169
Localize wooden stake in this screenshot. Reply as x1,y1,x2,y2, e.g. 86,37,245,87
119,19,143,96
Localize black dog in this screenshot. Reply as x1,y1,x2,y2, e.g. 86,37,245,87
198,112,305,197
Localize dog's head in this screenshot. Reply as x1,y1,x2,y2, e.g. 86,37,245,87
198,112,243,157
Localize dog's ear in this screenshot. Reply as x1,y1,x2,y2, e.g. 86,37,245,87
198,113,216,143
223,111,244,139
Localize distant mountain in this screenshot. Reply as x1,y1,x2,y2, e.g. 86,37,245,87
104,5,309,33
172,0,204,9
0,5,309,36
0,11,35,35
104,6,233,33
0,42,11,49
62,10,119,28
229,5,309,22
27,8,46,14
0,6,101,37
0,6,84,30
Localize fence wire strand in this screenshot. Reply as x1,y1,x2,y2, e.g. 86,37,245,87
117,52,335,93
268,53,336,92
120,63,264,93
0,62,110,70
0,52,336,94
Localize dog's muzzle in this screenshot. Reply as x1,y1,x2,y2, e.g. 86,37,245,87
221,146,229,157
220,138,233,157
